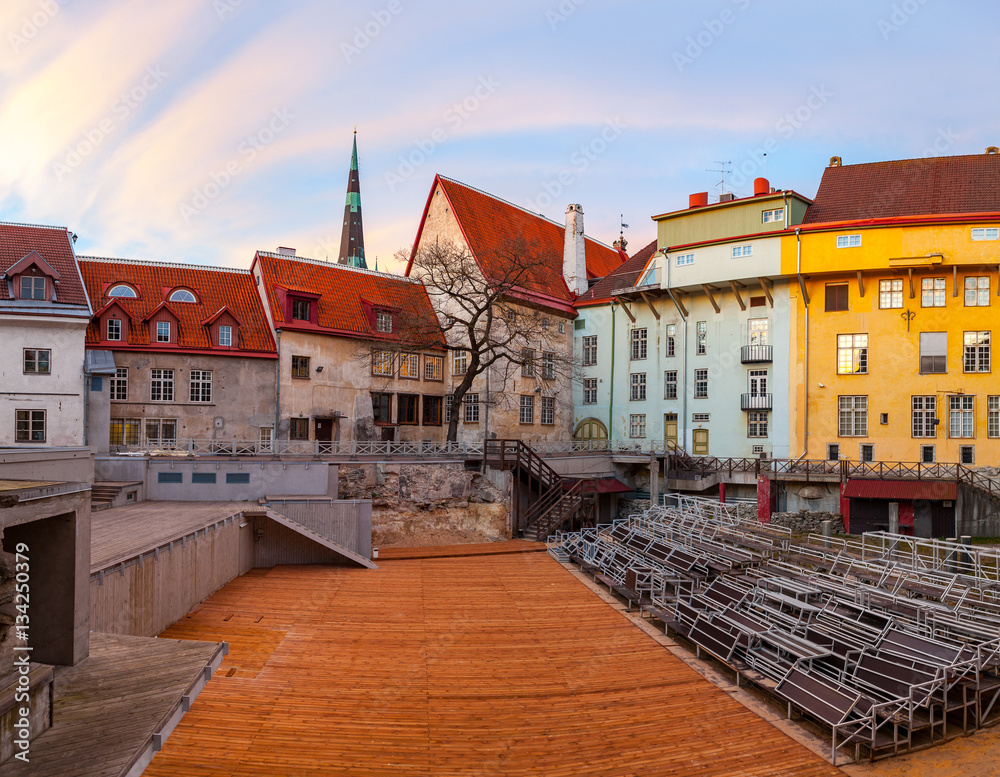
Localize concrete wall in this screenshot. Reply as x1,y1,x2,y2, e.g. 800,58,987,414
0,447,94,484
957,484,1000,537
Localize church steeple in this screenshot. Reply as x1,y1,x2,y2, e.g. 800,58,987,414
338,130,367,269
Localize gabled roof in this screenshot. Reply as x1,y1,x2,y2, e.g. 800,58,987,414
575,240,658,306
253,251,445,347
6,250,61,279
804,153,1000,224
406,175,624,307
0,222,89,308
79,257,276,355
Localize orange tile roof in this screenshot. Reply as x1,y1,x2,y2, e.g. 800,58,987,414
804,153,1000,224
0,221,89,307
407,176,624,307
253,252,445,347
576,239,658,305
79,258,276,355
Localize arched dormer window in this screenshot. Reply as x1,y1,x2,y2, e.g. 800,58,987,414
169,288,197,303
108,284,138,298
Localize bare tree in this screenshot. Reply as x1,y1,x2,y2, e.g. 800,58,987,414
402,237,577,442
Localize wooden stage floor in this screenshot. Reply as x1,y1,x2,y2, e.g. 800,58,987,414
148,547,839,776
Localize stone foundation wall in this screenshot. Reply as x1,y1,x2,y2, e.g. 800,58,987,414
769,510,845,535
617,499,651,520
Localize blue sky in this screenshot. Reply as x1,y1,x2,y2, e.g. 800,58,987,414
1,0,997,273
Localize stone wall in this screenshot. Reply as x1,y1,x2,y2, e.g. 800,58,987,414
617,499,650,520
0,527,16,678
769,510,845,535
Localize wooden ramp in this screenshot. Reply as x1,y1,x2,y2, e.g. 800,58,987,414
146,550,839,776
263,508,377,569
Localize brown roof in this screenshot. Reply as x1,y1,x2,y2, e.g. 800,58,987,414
0,221,89,307
575,239,657,305
803,153,1000,224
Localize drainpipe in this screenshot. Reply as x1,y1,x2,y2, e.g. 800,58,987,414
83,364,90,447
796,227,809,460
275,329,281,440
609,301,616,439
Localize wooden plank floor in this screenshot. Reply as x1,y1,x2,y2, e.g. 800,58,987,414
4,633,222,777
377,540,546,560
91,501,244,572
147,550,840,776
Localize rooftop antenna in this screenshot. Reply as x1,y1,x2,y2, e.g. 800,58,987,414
762,153,767,177
707,160,732,197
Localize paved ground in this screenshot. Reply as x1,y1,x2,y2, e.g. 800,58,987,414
147,547,839,776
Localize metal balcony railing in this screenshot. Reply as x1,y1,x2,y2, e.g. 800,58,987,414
741,392,773,411
741,344,773,364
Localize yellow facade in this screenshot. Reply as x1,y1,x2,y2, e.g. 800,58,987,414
785,221,1000,464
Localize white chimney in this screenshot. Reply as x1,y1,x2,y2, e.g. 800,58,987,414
563,204,587,295
277,246,296,256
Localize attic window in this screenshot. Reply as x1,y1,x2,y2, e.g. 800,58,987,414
836,234,862,248
292,299,311,321
169,289,197,303
971,227,999,241
19,276,46,300
375,310,393,333
108,284,138,298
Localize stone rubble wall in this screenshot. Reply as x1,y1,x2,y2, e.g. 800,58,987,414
769,510,846,535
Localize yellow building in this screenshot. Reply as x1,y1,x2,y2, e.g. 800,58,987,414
785,152,1000,465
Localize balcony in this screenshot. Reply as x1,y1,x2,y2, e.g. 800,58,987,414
741,393,773,411
741,345,773,364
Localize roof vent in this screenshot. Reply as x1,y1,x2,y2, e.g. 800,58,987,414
987,147,999,155
829,156,842,167
277,246,296,256
753,177,770,196
689,192,709,208
718,193,736,202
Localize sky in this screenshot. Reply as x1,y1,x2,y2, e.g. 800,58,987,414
1,0,998,275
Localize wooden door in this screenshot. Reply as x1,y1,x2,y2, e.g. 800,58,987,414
664,413,678,446
692,428,709,456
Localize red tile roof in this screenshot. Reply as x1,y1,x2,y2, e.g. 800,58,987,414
804,153,1000,224
575,239,658,305
253,252,445,348
79,258,276,355
406,176,624,307
0,221,89,307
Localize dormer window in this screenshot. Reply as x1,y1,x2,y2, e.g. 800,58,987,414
20,276,46,300
375,310,393,333
107,318,122,341
292,299,311,321
156,322,171,342
108,284,138,298
169,289,197,303
218,325,232,347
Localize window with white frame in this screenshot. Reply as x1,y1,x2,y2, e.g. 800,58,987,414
960,445,975,465
731,245,752,258
696,321,707,355
372,351,393,376
860,444,874,462
445,394,453,423
630,328,647,360
375,310,393,333
521,348,535,377
965,276,991,306
838,395,868,437
464,393,480,423
919,332,947,373
748,369,768,396
189,370,213,403
540,397,554,425
949,395,975,438
541,352,555,379
630,373,646,401
519,395,534,424
399,353,420,379
676,253,694,267
424,355,444,381
747,411,768,438
666,325,676,357
664,371,677,400
827,443,840,461
836,234,862,248
837,334,868,374
912,396,937,438
963,331,991,372
108,284,137,298
110,367,128,401
582,336,598,366
972,227,999,241
761,208,784,223
989,396,1000,438
694,368,708,398
748,318,768,345
583,378,598,404
629,414,646,438
692,413,710,422
169,289,196,303
15,410,45,442
453,350,468,375
150,369,174,402
107,318,122,341
156,321,171,342
921,278,946,307
878,279,903,309
218,325,232,347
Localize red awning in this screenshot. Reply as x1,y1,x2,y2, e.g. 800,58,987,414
843,479,957,501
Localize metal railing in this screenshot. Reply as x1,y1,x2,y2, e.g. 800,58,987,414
740,344,773,364
741,393,773,411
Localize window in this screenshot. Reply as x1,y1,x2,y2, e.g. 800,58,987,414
445,395,453,423
675,253,694,267
521,349,535,377
259,427,273,452
878,279,903,309
630,328,647,360
989,396,1000,438
912,396,937,438
860,444,874,462
574,319,586,331
109,418,141,446
541,352,555,379
919,332,947,373
949,395,975,438
189,370,213,403
540,397,555,425
752,445,765,455
694,368,708,398
827,444,840,461
23,349,50,374
519,395,534,424
630,373,646,401
424,355,443,381
972,227,999,241
291,355,310,378
762,208,784,223
836,234,862,248
731,245,752,258
825,283,849,311
110,367,128,401
150,369,174,402
145,419,177,445
965,276,991,306
666,325,675,357
838,395,868,437
692,413,710,422
289,418,309,440
169,289,196,303
371,393,392,424
375,310,393,333
747,411,768,438
837,334,868,375
398,394,419,424
422,396,443,425
664,371,677,400
156,321,171,342
453,350,468,375
921,278,946,307
15,410,45,442
399,353,420,379
108,284,137,298
748,318,768,345
921,446,935,463
558,322,565,334
541,318,550,330
629,414,646,438
218,325,232,347
372,351,393,377
963,331,991,372
748,369,768,395
19,276,45,300
960,445,975,465
292,299,311,320
750,296,766,307
582,336,598,366
464,393,480,423
107,318,122,341
696,321,707,355
583,378,598,404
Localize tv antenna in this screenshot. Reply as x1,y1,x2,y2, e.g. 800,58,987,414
707,160,732,196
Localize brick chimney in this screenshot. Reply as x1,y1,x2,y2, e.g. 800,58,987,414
563,204,587,295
